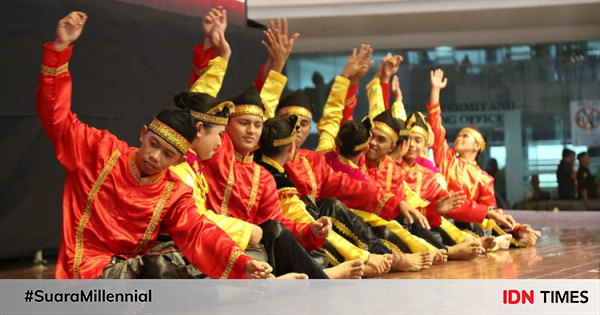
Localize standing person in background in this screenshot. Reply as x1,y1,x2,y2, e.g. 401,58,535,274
557,149,576,200
528,175,551,202
577,152,598,200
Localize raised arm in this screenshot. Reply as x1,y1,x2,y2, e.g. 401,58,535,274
259,24,292,119
189,7,230,96
426,69,456,175
316,45,373,153
37,12,120,171
254,18,298,91
390,75,407,121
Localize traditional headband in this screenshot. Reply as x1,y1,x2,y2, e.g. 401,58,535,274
460,127,486,152
373,121,399,143
273,117,301,147
148,118,191,155
277,106,313,121
190,101,235,126
230,104,265,118
354,117,373,151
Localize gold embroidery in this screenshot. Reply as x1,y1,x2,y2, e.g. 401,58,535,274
191,111,228,125
221,157,236,216
277,187,299,198
234,152,253,163
41,63,69,76
338,155,359,169
375,193,394,216
385,161,394,192
193,66,206,77
231,104,264,118
220,251,244,279
301,156,318,199
277,106,313,120
373,121,399,143
354,141,369,152
246,165,261,212
429,106,441,114
379,238,403,253
73,149,121,279
129,151,164,185
324,249,341,266
331,218,368,251
133,181,174,254
148,118,191,154
297,224,306,247
460,127,486,152
261,155,285,173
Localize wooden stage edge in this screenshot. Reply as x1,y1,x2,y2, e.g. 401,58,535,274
1,211,599,279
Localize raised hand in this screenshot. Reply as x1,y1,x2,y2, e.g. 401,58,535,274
341,44,374,86
311,216,332,238
210,19,231,61
261,28,292,72
244,260,273,279
272,18,299,61
261,17,299,80
203,7,227,50
54,12,88,51
381,55,403,83
430,69,448,90
391,75,402,103
435,191,466,214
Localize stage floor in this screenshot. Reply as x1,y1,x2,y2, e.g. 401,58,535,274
1,211,599,280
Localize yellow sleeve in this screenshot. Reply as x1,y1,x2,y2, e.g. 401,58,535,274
366,78,385,120
190,56,228,97
403,181,429,209
391,100,407,121
170,162,252,250
279,193,369,262
315,76,350,153
261,70,288,120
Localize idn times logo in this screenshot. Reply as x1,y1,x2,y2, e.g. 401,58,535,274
503,290,589,304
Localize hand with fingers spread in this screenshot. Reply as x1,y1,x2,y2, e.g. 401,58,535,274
262,17,299,79
435,191,466,214
341,44,374,86
203,6,228,50
244,261,273,279
429,68,448,105
311,216,332,238
391,75,402,103
54,11,88,51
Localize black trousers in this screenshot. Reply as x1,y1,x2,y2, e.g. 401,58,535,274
259,220,329,279
396,213,449,251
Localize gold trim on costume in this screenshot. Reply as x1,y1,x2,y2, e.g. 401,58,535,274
129,151,164,185
230,104,264,118
277,187,299,199
41,63,69,76
399,129,411,136
429,106,441,114
193,66,206,77
133,181,174,253
273,134,296,147
354,141,370,152
234,152,253,163
410,125,429,142
385,161,394,192
301,156,318,199
379,238,403,254
246,165,261,212
278,106,313,120
261,155,285,173
148,118,191,155
375,193,394,216
220,250,244,279
338,155,360,169
373,121,399,143
73,149,121,279
460,127,486,152
331,218,368,251
221,157,236,216
191,111,228,126
324,249,341,266
297,224,306,247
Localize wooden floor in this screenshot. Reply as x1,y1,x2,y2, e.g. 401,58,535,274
1,212,599,280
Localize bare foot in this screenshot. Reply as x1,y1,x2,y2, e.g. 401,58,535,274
495,234,512,250
480,236,496,250
277,273,308,279
432,249,448,265
216,285,265,304
391,251,432,272
447,239,481,260
363,254,392,277
324,259,364,279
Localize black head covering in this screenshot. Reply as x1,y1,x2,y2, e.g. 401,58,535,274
227,85,265,117
276,89,314,119
174,90,234,125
